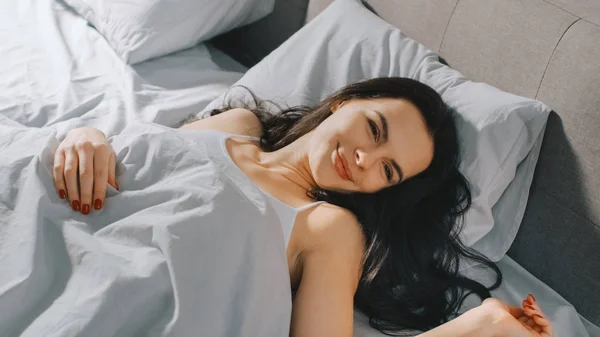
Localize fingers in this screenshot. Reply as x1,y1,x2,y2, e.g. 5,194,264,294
524,308,550,327
518,316,542,336
523,294,554,337
92,144,111,211
77,142,94,215
55,128,116,215
107,151,118,190
64,148,80,212
506,304,525,319
53,149,67,200
523,297,550,327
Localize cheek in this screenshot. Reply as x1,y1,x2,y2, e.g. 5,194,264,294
324,112,358,135
308,143,335,188
360,172,385,193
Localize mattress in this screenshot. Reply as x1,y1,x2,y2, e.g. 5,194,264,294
0,0,598,336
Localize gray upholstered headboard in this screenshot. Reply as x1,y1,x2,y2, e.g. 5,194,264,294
212,0,600,325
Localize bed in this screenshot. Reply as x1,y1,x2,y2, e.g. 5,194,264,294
0,0,598,336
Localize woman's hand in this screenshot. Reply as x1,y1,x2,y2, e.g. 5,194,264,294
53,127,118,214
482,294,553,337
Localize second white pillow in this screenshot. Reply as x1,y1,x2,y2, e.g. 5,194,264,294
62,0,275,64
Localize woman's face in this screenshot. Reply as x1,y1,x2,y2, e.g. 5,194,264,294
308,97,434,193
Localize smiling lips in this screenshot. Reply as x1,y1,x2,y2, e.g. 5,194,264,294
335,145,353,181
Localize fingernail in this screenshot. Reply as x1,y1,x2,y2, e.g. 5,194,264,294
530,294,536,302
72,200,80,211
94,199,102,210
59,189,66,199
533,314,544,319
116,182,119,190
82,204,90,215
525,305,536,311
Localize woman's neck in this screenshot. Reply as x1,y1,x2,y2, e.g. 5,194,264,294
255,132,317,193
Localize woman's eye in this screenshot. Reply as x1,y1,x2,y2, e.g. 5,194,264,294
369,119,379,141
384,163,392,181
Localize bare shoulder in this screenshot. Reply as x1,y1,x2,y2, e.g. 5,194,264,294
302,203,366,258
179,108,262,138
289,204,366,336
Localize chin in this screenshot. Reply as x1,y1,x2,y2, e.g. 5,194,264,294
313,176,353,194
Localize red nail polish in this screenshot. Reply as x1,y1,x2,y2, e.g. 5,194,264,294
72,200,80,211
94,199,102,210
82,204,90,215
59,190,66,199
116,182,119,190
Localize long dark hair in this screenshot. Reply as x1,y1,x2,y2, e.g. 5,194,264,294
181,77,502,335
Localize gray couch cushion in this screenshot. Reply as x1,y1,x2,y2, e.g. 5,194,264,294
308,0,458,53
508,19,600,324
440,0,578,99
363,0,457,52
508,113,600,324
536,19,600,227
545,0,600,26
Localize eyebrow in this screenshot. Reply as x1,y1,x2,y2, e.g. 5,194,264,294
375,109,389,143
375,109,404,183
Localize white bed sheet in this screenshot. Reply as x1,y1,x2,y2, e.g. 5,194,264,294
0,0,245,136
0,0,597,336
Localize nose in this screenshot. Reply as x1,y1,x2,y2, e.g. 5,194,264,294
355,148,376,170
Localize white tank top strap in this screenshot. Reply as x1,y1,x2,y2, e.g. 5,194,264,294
221,131,261,142
295,200,326,213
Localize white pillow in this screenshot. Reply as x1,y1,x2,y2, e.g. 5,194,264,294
62,0,275,65
201,0,550,262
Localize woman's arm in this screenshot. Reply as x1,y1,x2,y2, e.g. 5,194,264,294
289,208,365,337
415,306,501,337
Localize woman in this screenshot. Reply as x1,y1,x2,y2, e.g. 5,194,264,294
52,77,552,337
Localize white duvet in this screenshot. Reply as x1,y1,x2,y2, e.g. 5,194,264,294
0,0,598,336
0,121,293,337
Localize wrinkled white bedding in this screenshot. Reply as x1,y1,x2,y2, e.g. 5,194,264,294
0,0,597,336
0,0,244,136
0,121,293,337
